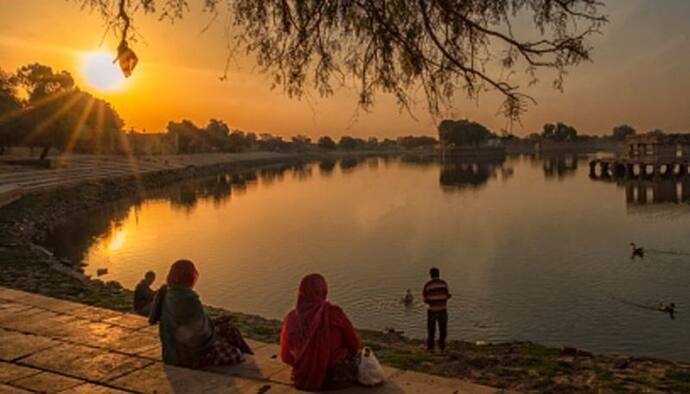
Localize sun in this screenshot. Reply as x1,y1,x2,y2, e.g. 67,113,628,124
80,51,127,92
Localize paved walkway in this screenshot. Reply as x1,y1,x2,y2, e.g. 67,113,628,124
0,287,509,394
0,152,292,193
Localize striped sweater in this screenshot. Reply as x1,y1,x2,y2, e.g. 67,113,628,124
422,279,451,311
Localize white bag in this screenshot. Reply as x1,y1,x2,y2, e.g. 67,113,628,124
357,347,385,386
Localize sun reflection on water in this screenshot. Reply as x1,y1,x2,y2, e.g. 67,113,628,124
107,229,127,252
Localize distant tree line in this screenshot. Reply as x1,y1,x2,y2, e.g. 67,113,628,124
0,63,441,158
436,117,647,148
164,118,438,154
0,62,661,160
524,123,642,142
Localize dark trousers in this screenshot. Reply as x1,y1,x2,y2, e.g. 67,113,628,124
427,309,448,351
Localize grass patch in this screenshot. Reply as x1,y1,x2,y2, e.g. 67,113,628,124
377,349,433,370
595,368,614,382
522,343,561,358
661,369,690,392
361,340,383,352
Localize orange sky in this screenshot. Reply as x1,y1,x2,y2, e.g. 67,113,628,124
2,0,690,138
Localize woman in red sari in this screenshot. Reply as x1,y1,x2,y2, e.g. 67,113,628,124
280,274,361,391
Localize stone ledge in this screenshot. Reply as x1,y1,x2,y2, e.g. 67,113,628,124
0,287,510,394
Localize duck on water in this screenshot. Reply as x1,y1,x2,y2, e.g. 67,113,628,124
630,243,644,259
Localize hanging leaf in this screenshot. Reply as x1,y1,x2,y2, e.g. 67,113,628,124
113,41,138,78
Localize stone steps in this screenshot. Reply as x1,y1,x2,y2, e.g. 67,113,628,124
0,162,173,182
0,152,294,194
0,287,512,394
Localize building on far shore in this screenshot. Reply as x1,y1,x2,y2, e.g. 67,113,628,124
589,131,690,179
624,131,690,163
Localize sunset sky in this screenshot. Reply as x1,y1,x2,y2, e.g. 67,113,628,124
1,0,690,138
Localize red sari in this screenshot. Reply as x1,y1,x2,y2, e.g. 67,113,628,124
280,274,361,391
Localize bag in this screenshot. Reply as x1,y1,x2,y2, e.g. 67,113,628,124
357,347,385,386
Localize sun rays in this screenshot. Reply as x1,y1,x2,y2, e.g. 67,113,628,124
61,95,95,157
2,78,144,195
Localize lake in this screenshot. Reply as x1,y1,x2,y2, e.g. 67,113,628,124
48,154,690,361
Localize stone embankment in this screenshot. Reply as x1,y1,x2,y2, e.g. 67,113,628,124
0,152,294,194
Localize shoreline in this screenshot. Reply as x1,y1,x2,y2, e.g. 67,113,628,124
1,151,690,392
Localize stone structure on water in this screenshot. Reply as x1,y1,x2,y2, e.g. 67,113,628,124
589,132,690,179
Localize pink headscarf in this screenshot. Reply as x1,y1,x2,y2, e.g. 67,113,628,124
166,259,199,288
280,274,358,391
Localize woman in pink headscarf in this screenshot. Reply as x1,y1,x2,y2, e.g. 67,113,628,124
149,259,253,368
280,274,361,391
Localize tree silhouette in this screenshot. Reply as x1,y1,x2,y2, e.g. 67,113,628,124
68,91,124,154
290,134,312,152
338,136,366,150
438,119,493,147
397,135,437,149
0,69,22,154
225,130,252,152
15,64,76,159
542,122,577,141
205,118,230,150
317,136,337,150
2,64,126,157
612,124,636,141
258,133,289,152
80,0,606,119
167,119,206,153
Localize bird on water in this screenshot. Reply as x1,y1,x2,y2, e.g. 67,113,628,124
630,243,645,259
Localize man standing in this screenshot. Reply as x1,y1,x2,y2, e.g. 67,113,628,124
422,267,451,352
134,271,156,317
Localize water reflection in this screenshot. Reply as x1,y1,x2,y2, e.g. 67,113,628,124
397,154,514,191
592,175,690,211
49,156,523,261
624,180,690,205
318,160,336,176
399,154,437,168
169,183,202,211
260,164,290,185
168,171,257,211
530,153,580,180
339,156,366,173
47,161,323,261
291,162,313,182
165,159,410,211
46,202,132,264
45,153,690,361
439,157,511,191
617,179,690,217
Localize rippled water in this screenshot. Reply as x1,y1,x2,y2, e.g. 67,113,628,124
48,154,690,361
